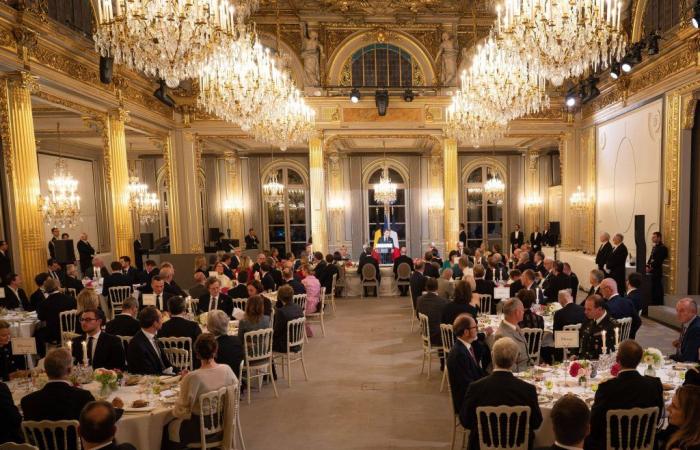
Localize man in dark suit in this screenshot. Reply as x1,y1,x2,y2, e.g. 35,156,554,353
133,237,144,271
21,347,95,421
159,296,202,367
138,275,172,311
562,263,579,297
1,273,29,310
119,256,141,285
460,336,542,450
244,228,259,250
230,248,242,270
587,269,604,298
219,254,235,279
473,264,496,312
599,278,641,339
126,306,174,375
605,233,629,294
47,258,65,285
86,257,110,280
459,223,467,251
545,261,572,303
586,340,664,450
0,241,11,285
533,251,547,279
510,224,524,253
393,247,414,296
578,295,618,360
259,263,277,292
159,266,186,297
595,232,613,271
280,268,305,295
550,394,590,450
446,314,488,414
36,278,76,353
553,290,585,332
409,261,426,314
485,257,508,282
79,401,137,450
105,297,140,337
188,272,208,300
530,226,543,252
542,223,556,247
140,259,159,289
71,309,125,370
319,254,339,293
102,261,133,298
27,272,50,313
272,286,305,353
625,272,644,314
197,278,233,316
229,272,251,299
0,381,22,444
670,298,700,363
77,233,95,276
417,278,449,369
48,227,60,260
509,269,524,298
422,252,440,278
646,231,668,307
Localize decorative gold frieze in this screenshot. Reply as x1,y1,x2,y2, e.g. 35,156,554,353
12,25,37,67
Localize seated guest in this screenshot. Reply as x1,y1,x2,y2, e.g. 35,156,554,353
550,394,590,450
437,268,455,300
77,288,101,314
453,255,469,280
493,298,532,372
219,254,235,279
105,297,140,337
212,261,233,289
666,385,700,450
47,258,65,285
272,286,304,353
509,269,525,298
238,255,253,281
159,296,202,367
462,274,483,311
319,254,339,294
534,251,547,278
140,259,159,290
246,280,273,317
586,340,664,450
358,246,381,295
0,320,26,381
21,348,95,421
579,295,618,360
281,268,305,295
166,334,238,447
485,257,508,283
187,271,208,300
36,278,76,353
197,278,233,317
160,266,186,297
71,309,125,370
446,314,489,415
237,295,270,342
598,278,641,338
193,254,209,277
423,252,440,278
259,263,276,292
409,261,426,312
393,247,414,295
138,275,172,311
29,273,50,313
79,400,136,450
671,298,700,363
473,265,495,311
0,380,22,444
417,278,449,369
63,264,85,295
460,337,542,450
625,272,643,314
2,273,30,310
562,262,579,295
228,271,250,299
119,256,140,284
442,280,479,325
102,261,132,296
588,269,604,297
126,306,174,375
544,261,571,303
517,289,544,329
300,264,321,314
207,310,244,378
553,289,585,331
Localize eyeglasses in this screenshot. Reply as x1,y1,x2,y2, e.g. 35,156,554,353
79,317,97,323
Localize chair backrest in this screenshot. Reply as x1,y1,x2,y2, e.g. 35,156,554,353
562,323,582,360
163,347,191,371
397,262,412,279
291,294,307,312
618,317,633,341
0,443,39,450
64,288,76,300
476,405,531,450
108,286,132,303
159,337,193,370
606,407,659,450
330,274,337,296
440,323,455,353
336,265,346,286
59,310,78,346
244,328,274,364
362,263,377,281
418,313,431,348
478,294,492,315
197,386,228,449
231,298,247,312
187,296,199,314
521,328,544,365
22,420,80,450
287,317,306,351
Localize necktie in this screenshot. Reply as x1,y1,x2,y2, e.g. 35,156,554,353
87,336,94,364
468,345,477,363
678,326,687,355
156,294,161,310
210,297,218,311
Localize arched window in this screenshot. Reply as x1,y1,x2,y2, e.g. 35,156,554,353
644,0,681,35
344,43,418,87
464,166,505,250
366,167,408,248
263,166,309,257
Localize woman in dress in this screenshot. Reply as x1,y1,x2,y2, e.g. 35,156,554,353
462,274,482,308
517,289,544,329
238,255,253,281
442,280,478,325
237,295,270,342
300,264,320,337
213,262,232,289
0,320,26,381
193,255,208,277
666,385,700,450
166,334,238,448
246,280,272,316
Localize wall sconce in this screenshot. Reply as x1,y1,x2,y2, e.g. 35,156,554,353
327,195,345,214
569,186,590,216
524,194,544,208
222,198,243,217
427,193,444,215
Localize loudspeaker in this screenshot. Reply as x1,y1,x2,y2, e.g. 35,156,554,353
549,221,561,245
634,215,646,271
99,56,114,84
208,228,221,243
231,239,240,248
54,240,75,264
140,233,154,251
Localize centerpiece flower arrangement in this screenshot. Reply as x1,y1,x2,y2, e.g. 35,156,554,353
643,347,664,376
610,362,621,377
94,368,121,397
569,360,592,385
198,311,209,327
544,302,562,315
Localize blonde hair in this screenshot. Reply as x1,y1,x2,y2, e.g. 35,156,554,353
239,255,251,270
194,255,207,271
463,274,476,291
76,289,100,312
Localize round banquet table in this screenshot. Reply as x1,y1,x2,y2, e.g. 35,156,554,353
0,311,39,338
478,313,555,347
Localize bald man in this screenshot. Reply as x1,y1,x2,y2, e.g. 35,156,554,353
670,298,700,363
598,278,641,339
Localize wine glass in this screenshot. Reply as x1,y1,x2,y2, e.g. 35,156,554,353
545,378,554,394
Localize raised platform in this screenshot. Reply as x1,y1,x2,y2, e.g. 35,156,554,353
648,294,700,329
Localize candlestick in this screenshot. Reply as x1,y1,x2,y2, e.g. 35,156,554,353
601,330,607,354
82,340,88,366
614,327,620,347
67,340,72,352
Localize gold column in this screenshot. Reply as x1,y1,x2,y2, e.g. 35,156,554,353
524,150,540,233
169,129,204,253
105,108,134,259
428,144,444,241
443,137,459,252
0,71,45,281
158,133,183,254
309,135,328,255
326,148,343,249
224,150,244,240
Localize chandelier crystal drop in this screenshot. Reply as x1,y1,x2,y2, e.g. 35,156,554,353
373,168,397,205
91,0,243,88
127,176,161,224
41,158,82,229
484,174,506,204
569,185,590,215
263,170,284,204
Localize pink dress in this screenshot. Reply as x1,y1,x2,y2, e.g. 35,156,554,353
301,275,321,314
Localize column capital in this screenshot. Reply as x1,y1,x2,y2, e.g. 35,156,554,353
2,70,38,93
108,107,130,124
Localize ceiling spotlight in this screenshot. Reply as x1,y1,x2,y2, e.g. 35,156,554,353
693,1,700,28
403,89,414,102
621,43,643,73
582,76,600,104
610,62,621,80
350,88,361,103
646,31,661,56
565,86,578,108
153,79,176,108
375,89,389,116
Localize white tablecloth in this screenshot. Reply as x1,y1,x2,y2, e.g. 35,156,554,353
0,311,38,338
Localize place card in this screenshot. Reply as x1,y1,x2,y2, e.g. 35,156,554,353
142,294,156,307
494,287,510,299
0,287,5,298
554,330,580,349
209,271,218,279
12,337,37,355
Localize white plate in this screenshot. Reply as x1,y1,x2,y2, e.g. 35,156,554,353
123,405,157,413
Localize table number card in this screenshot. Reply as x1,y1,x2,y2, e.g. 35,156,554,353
142,294,156,307
554,330,580,349
494,287,510,299
0,287,5,299
12,337,37,355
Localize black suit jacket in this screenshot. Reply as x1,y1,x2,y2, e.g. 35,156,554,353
164,281,186,297
1,286,28,310
227,285,249,300
423,262,440,279
553,303,585,331
569,272,580,296
474,278,495,300
97,443,137,450
646,243,668,276
244,234,259,249
105,314,141,337
392,255,414,278
86,266,110,279
21,381,95,421
605,294,641,338
409,271,426,305
159,316,202,346
319,264,339,292
544,273,571,302
0,381,22,444
37,292,76,343
586,371,663,450
63,276,84,295
76,240,95,267
138,291,172,311
216,335,245,378
671,316,700,363
530,232,542,251
510,230,524,250
28,289,45,312
261,272,276,292
71,332,126,370
283,279,306,295
126,330,172,375
595,241,613,270
626,289,643,313
509,279,524,298
605,243,628,286
447,339,488,414
197,293,233,317
0,251,11,283
272,303,305,353
460,371,543,450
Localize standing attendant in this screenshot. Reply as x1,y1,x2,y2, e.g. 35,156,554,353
459,224,467,250
48,227,60,259
595,232,613,272
646,231,668,308
510,224,524,253
0,241,11,284
244,228,259,250
530,226,542,252
77,233,96,276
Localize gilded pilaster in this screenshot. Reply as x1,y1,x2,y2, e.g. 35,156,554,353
309,135,328,255
442,137,459,252
428,144,443,242
106,108,134,260
326,146,344,249
663,92,682,295
224,150,244,241
170,129,204,253
154,134,182,254
0,71,44,281
523,150,540,233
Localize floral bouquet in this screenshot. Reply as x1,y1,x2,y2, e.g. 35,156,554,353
94,368,119,391
569,360,592,385
643,347,664,369
545,302,562,315
610,362,621,377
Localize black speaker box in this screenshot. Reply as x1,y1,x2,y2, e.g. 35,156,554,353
549,221,561,245
140,233,154,250
634,215,646,271
208,227,220,243
54,239,75,264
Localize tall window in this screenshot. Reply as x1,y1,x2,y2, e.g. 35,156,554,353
350,44,414,87
644,0,681,35
366,167,407,248
464,166,505,250
264,167,309,257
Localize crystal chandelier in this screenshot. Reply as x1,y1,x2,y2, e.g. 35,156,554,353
263,170,284,204
91,0,243,88
569,185,590,215
374,168,397,205
41,124,81,228
484,173,506,204
127,175,161,224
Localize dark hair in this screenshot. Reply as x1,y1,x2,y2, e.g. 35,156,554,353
517,289,536,309
509,269,522,278
424,251,433,261
425,277,438,292
168,296,186,315
555,261,564,273
80,308,105,324
0,240,5,246
237,271,249,284
536,251,545,260
47,258,56,266
277,285,294,305
5,273,18,285
313,251,323,261
325,254,334,263
138,306,160,328
205,276,220,289
653,231,662,239
522,269,536,282
245,295,265,324
119,256,131,264
585,294,606,310
453,280,472,305
145,259,157,267
34,272,49,287
221,254,231,263
110,261,122,271
151,275,163,284
194,333,218,360
448,250,458,260
617,339,643,369
627,272,642,288
551,394,590,446
459,223,465,228
473,264,485,278
260,263,271,273
453,313,474,337
79,401,117,444
51,227,59,233
248,280,264,294
414,261,424,270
